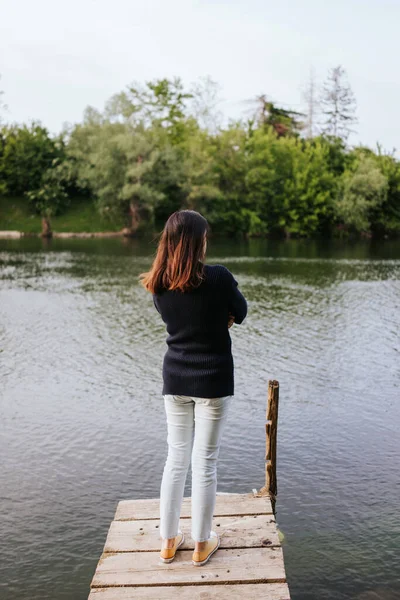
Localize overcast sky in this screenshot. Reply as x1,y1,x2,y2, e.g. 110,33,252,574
1,0,399,151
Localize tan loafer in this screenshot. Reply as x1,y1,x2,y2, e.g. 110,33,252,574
159,530,184,563
192,531,220,566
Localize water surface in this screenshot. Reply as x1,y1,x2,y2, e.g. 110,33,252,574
1,237,399,600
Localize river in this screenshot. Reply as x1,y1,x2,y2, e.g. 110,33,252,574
1,236,399,600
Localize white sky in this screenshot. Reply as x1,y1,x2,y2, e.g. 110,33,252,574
1,0,399,151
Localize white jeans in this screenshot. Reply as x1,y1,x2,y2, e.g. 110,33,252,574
159,394,232,542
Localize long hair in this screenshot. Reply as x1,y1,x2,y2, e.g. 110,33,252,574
139,210,210,294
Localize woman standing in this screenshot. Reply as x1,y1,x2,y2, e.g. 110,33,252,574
139,210,247,567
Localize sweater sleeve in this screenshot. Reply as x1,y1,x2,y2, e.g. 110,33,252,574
222,267,247,325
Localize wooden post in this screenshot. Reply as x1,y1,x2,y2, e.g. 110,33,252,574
255,379,279,499
265,379,279,498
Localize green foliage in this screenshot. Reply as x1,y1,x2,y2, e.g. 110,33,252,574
335,157,388,233
0,122,61,196
25,159,70,218
105,77,193,145
209,126,252,234
249,95,305,138
373,146,400,233
147,145,187,223
178,127,222,220
314,135,349,176
282,139,337,235
1,76,400,238
245,131,337,236
67,120,164,231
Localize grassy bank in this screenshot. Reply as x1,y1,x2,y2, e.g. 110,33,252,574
0,197,124,233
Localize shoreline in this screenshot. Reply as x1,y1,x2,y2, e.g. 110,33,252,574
0,229,398,241
0,230,126,239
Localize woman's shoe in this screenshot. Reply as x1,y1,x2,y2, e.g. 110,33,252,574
192,531,220,566
159,530,185,563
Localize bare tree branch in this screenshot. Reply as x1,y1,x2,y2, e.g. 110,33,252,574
319,65,357,140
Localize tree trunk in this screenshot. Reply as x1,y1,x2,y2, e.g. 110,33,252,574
130,202,140,232
122,202,140,237
41,216,52,238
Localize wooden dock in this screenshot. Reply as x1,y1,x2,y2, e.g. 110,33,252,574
89,381,288,598
88,490,290,599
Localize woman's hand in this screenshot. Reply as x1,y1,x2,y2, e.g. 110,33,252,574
228,313,235,328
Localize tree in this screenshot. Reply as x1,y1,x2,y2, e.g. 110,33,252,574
375,147,400,233
25,159,69,237
335,156,388,233
150,145,188,224
320,65,357,140
210,125,263,236
67,120,164,234
69,84,224,232
246,130,337,236
245,128,293,233
0,122,62,196
189,76,223,133
313,134,349,176
179,126,222,218
105,77,193,145
360,145,400,234
248,94,304,137
285,138,337,236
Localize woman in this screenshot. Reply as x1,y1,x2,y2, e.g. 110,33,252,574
139,209,247,567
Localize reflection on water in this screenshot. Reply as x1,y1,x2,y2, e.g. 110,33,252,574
0,237,399,600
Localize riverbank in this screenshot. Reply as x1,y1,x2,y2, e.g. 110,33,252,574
0,230,126,239
0,196,123,235
1,196,399,240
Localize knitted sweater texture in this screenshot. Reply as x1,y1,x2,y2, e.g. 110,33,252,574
153,263,247,398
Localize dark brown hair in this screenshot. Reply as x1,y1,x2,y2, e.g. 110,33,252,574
139,210,210,294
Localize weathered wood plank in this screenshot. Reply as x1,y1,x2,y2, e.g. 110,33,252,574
89,582,291,599
91,547,285,587
104,514,279,552
115,493,273,521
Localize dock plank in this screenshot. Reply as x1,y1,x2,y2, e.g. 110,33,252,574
104,514,279,552
91,547,285,587
89,583,291,599
115,492,273,521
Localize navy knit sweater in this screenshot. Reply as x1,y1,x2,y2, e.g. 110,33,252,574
153,263,247,398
